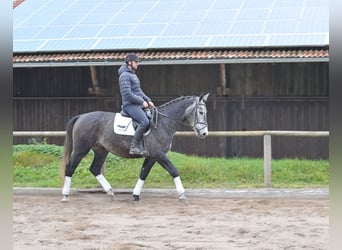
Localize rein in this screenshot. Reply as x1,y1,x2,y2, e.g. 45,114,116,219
151,107,184,128
150,102,207,130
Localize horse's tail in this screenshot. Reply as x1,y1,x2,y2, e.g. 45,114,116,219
60,115,80,185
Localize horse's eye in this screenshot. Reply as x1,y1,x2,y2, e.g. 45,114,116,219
199,111,204,115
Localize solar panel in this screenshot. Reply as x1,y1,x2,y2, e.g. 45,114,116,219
212,0,243,10
130,23,165,36
299,19,329,33
13,40,44,52
98,25,133,37
39,39,97,51
243,0,274,8
210,35,267,47
273,0,304,7
182,0,213,10
92,2,126,14
203,10,236,22
94,37,152,50
34,26,71,39
141,11,175,22
173,10,205,22
18,12,52,26
152,36,209,48
65,25,103,38
120,1,156,12
302,7,329,19
79,13,114,25
13,0,329,53
230,21,265,35
269,8,301,20
264,20,298,34
267,34,327,46
305,0,328,7
51,14,84,26
13,27,42,40
196,22,231,36
237,9,269,21
162,23,199,36
151,0,183,12
110,11,146,24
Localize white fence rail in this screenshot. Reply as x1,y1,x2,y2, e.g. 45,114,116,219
13,130,329,188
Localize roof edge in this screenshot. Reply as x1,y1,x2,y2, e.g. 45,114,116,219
13,47,329,67
13,0,25,9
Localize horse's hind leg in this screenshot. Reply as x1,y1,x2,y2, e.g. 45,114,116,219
132,157,156,202
89,147,114,198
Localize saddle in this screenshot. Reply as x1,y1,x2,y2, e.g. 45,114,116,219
113,109,152,136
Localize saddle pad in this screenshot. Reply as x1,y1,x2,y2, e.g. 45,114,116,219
113,113,135,136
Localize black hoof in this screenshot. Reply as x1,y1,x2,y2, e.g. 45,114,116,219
133,195,140,203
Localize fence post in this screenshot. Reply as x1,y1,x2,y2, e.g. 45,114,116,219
263,134,272,188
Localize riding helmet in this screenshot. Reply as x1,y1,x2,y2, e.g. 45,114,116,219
125,53,140,63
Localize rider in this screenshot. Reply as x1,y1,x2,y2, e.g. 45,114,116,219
118,53,154,155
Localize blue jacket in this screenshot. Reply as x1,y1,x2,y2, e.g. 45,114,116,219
118,64,151,107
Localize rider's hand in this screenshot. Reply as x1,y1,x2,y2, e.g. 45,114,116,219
148,101,154,108
142,101,149,108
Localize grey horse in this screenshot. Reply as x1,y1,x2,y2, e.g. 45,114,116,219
60,93,209,202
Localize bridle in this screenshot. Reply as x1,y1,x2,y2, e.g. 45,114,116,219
191,103,208,130
149,100,207,130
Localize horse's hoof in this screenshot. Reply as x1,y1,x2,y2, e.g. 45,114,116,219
61,195,69,202
106,189,114,195
106,189,115,200
179,193,188,204
132,195,140,204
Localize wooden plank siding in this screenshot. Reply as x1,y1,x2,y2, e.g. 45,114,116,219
13,62,329,159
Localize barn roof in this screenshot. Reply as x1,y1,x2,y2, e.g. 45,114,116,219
13,0,329,66
13,47,328,67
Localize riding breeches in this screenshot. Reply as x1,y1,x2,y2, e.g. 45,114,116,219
123,104,150,137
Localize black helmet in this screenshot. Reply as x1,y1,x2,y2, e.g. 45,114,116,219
125,53,140,63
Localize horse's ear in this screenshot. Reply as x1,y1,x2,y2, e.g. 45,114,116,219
200,92,210,103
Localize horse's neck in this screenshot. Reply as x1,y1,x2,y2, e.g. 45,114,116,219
159,97,195,120
154,97,195,137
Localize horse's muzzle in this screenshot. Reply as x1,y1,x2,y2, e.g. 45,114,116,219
194,124,208,138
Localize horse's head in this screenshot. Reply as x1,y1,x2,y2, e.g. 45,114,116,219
183,93,209,138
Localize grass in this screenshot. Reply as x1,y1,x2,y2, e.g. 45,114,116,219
13,144,329,189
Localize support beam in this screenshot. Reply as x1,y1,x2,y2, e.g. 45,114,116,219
217,64,230,96
263,134,272,188
89,66,105,96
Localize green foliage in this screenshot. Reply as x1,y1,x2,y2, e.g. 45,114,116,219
13,144,329,189
13,143,63,158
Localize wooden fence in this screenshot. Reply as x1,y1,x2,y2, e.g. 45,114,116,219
13,130,329,188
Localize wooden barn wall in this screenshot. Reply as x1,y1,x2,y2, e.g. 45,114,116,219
13,62,329,159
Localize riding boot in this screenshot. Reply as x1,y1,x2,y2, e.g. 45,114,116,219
129,126,147,155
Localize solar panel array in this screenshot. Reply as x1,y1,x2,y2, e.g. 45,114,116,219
13,0,329,52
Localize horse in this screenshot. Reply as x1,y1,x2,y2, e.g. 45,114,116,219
60,93,209,203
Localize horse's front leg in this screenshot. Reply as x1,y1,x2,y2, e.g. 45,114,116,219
132,157,156,203
157,153,187,202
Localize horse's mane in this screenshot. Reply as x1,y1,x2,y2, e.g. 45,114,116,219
158,96,196,109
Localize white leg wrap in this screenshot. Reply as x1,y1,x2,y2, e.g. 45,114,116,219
133,178,145,196
62,176,71,196
174,176,185,195
96,174,112,192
